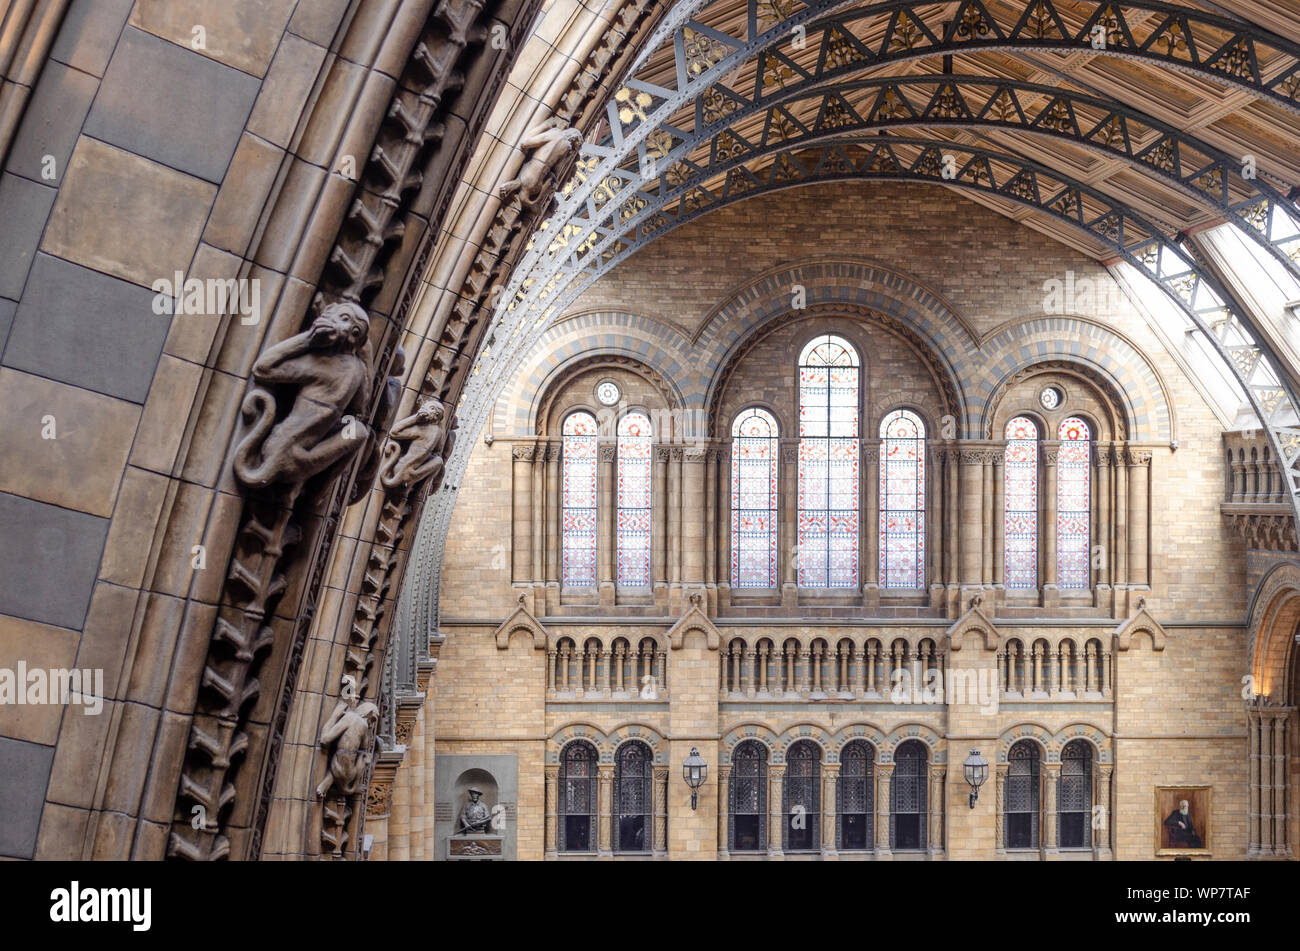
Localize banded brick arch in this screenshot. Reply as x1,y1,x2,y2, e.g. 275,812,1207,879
495,310,696,437
721,723,783,763
996,724,1054,762
879,723,947,764
976,315,1175,443
1045,724,1112,764
828,724,890,758
1246,561,1300,700
546,722,670,765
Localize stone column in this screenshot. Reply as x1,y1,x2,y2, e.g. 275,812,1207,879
994,765,1007,854
781,443,798,607
992,447,1005,596
597,764,613,858
1127,449,1150,593
598,443,616,606
875,764,893,858
546,648,557,695
653,446,669,608
854,642,867,698
943,447,959,600
545,766,559,859
928,445,945,606
512,444,535,586
1271,710,1292,856
545,443,561,611
653,767,669,859
822,764,839,859
744,646,757,698
1113,446,1128,591
682,446,706,598
928,766,945,856
1096,764,1114,859
600,647,612,698
532,442,545,590
768,766,786,859
717,765,731,860
863,445,880,604
1095,443,1112,611
1248,704,1261,855
705,446,718,602
1042,443,1059,603
668,447,682,605
981,452,994,587
959,448,983,594
1042,763,1060,857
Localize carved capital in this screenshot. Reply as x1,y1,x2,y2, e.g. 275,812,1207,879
654,446,672,463
598,444,617,462
862,445,880,464
1126,448,1152,467
512,443,536,461
683,445,708,463
782,446,798,464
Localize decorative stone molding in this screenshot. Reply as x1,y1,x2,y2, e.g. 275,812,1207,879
512,443,537,461
945,595,1000,651
1126,448,1153,466
598,444,617,462
1113,599,1167,651
666,593,721,650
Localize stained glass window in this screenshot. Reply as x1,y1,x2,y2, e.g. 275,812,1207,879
731,408,779,588
1004,416,1039,589
837,740,874,850
1057,416,1091,589
797,335,859,588
617,412,652,586
879,409,926,588
613,740,653,852
1004,740,1040,849
559,740,598,852
561,412,597,587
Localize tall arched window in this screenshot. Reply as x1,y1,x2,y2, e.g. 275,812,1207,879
890,739,928,851
1058,740,1093,848
783,740,821,852
731,407,779,588
729,740,768,852
837,740,874,850
613,740,653,853
560,412,598,587
879,409,926,588
1057,416,1092,589
616,412,652,587
1004,416,1039,589
1004,740,1041,849
558,740,598,852
797,335,860,588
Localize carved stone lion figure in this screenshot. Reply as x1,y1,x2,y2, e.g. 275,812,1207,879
378,396,455,494
314,699,380,799
233,302,373,490
497,116,583,210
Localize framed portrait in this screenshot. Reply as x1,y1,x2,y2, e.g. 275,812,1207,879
1154,786,1211,856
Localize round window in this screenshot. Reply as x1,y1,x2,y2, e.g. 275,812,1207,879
1039,386,1063,410
596,380,621,406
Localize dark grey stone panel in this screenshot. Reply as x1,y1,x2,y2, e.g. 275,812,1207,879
84,27,260,183
0,173,56,299
49,0,136,78
0,493,109,631
5,61,100,187
0,737,55,858
3,253,168,403
0,297,15,353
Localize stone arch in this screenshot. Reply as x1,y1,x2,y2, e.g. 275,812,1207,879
774,722,837,761
828,724,889,760
1247,561,1300,700
977,316,1174,443
607,724,670,765
996,724,1054,763
547,723,615,764
1047,724,1112,765
721,723,782,763
880,723,946,764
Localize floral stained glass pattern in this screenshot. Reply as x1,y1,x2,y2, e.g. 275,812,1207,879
1057,416,1091,589
561,411,597,587
879,409,926,588
731,408,779,588
617,412,652,586
1004,416,1039,589
797,335,859,588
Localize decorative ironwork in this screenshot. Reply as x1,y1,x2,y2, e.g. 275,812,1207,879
559,740,599,852
614,740,653,852
1004,740,1040,849
837,740,874,850
1059,739,1094,848
782,740,821,851
890,739,928,851
730,740,767,851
